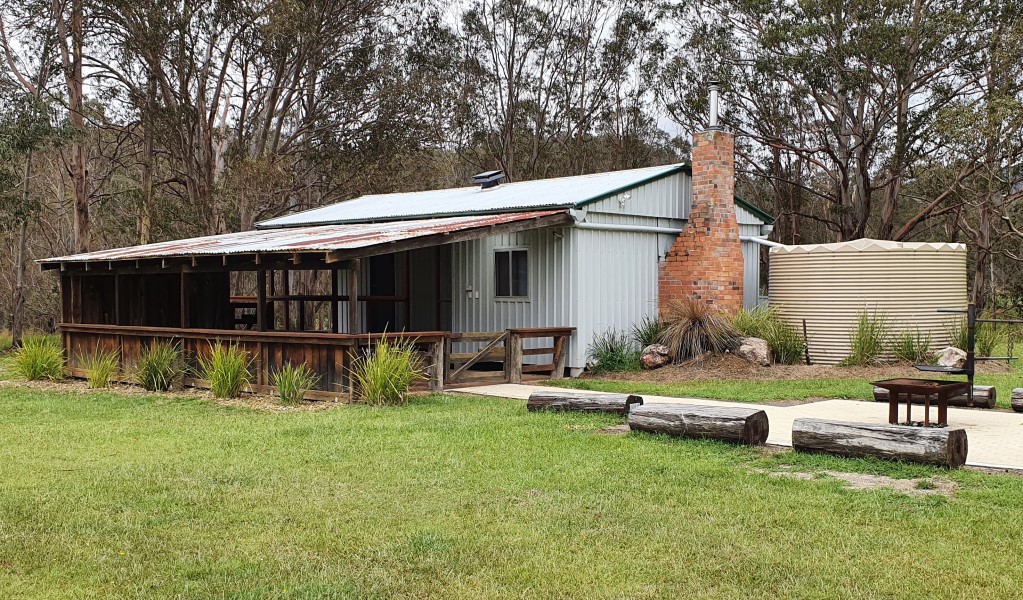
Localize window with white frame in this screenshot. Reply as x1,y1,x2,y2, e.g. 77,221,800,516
495,248,528,298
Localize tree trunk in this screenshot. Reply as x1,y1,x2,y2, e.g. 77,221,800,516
69,0,88,253
1011,389,1023,413
873,386,996,409
627,403,769,445
792,418,968,468
526,391,642,415
11,218,29,348
11,150,32,348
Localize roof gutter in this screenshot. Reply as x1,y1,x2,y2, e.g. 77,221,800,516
573,222,684,235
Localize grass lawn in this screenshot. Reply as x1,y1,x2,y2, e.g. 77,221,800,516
545,361,1023,408
2,385,1023,598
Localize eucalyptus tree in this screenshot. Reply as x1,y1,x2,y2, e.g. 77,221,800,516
455,0,671,182
660,0,989,243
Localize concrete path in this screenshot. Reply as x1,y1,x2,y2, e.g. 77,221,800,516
453,384,1023,470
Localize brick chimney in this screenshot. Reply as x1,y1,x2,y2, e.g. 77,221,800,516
658,83,744,314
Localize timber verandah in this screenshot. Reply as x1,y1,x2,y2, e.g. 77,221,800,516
53,253,573,397
59,324,573,400
43,210,577,397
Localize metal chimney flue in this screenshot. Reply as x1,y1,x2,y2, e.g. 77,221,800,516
708,80,721,129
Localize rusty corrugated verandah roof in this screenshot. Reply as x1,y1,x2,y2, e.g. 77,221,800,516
39,210,569,266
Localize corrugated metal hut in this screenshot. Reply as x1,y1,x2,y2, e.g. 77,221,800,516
41,125,770,390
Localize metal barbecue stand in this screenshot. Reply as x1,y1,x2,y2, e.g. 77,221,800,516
913,304,1019,405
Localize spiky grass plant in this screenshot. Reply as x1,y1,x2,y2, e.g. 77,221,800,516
946,317,1002,357
891,329,936,364
136,341,182,392
732,305,805,365
630,315,664,348
658,298,740,362
14,337,64,381
843,310,891,366
587,328,642,373
196,342,252,399
81,349,119,388
271,362,321,405
350,336,426,406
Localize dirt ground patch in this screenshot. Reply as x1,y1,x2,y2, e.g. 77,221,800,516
758,466,959,497
584,353,1012,384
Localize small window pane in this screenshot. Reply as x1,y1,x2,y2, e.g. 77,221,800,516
495,251,510,297
511,250,528,296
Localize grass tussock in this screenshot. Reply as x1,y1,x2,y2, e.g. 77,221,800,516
196,343,252,399
891,329,936,364
630,315,664,348
136,341,182,392
842,310,890,366
14,337,64,381
587,328,642,373
271,362,321,405
81,349,119,389
732,305,805,364
350,336,426,406
658,298,740,362
946,317,1002,357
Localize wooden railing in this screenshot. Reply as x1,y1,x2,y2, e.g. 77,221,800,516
59,323,446,400
58,323,574,399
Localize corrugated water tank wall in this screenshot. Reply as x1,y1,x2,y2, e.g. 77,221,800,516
768,240,968,365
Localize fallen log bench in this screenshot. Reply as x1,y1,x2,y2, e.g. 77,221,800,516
1012,389,1023,413
873,385,996,409
627,403,769,446
792,418,968,468
526,391,643,415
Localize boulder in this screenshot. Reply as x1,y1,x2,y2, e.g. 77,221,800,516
937,346,967,368
640,344,672,370
737,337,771,366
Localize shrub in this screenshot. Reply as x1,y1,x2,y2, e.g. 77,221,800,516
350,336,427,406
196,342,252,398
658,298,740,362
81,349,119,388
891,329,936,364
630,315,664,348
732,305,775,338
14,337,64,381
271,362,321,405
588,328,642,373
945,317,1002,357
766,321,806,365
731,305,805,365
136,341,182,391
843,310,890,366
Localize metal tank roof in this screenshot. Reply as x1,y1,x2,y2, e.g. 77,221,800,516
258,164,687,228
770,239,966,254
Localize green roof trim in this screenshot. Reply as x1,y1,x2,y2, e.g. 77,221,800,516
573,165,689,209
584,163,775,224
734,196,774,224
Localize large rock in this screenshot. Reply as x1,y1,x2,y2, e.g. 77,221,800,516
937,346,967,368
737,337,771,366
641,344,672,370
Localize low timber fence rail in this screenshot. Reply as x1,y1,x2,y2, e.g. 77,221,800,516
59,323,574,400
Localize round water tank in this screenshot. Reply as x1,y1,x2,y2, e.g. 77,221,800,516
768,239,968,365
